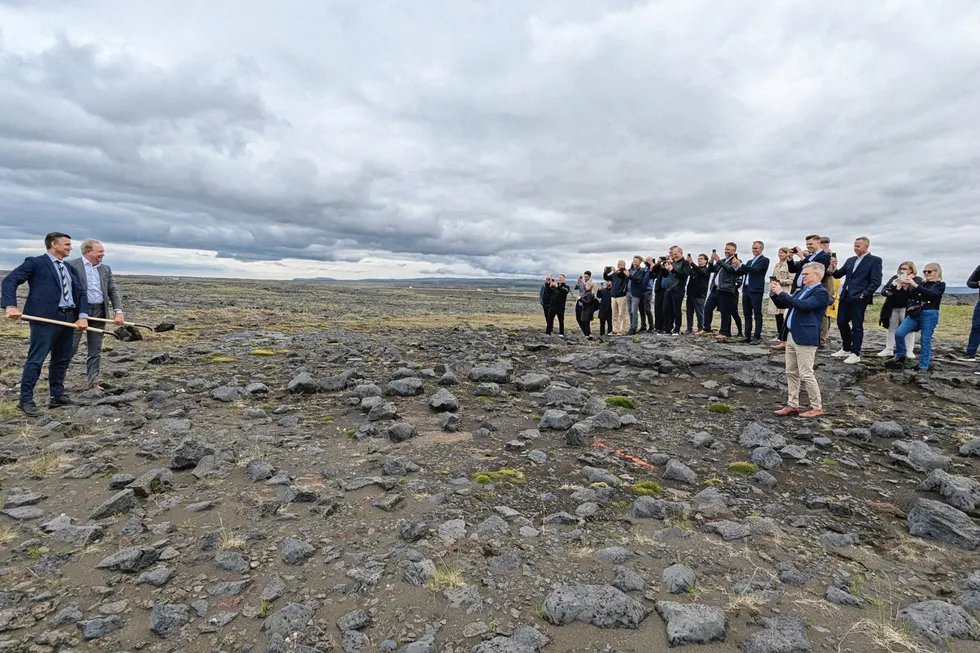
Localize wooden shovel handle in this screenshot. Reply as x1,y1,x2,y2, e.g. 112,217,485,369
19,314,112,335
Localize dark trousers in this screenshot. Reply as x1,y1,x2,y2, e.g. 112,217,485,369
732,292,742,336
599,313,612,336
547,307,565,335
687,296,705,332
654,290,666,331
577,304,595,337
703,289,719,331
718,291,738,336
775,313,785,337
664,289,684,333
641,291,653,331
742,291,764,341
968,300,980,357
837,297,868,354
20,314,77,404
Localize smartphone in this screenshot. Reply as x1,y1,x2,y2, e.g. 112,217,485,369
712,249,717,254
899,271,908,281
769,275,778,281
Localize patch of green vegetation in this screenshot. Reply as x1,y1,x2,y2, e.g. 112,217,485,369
344,428,357,436
258,600,272,618
707,402,732,414
588,482,609,489
728,461,758,474
474,474,492,485
605,396,636,409
472,468,526,485
433,469,450,476
822,458,838,466
249,348,277,356
0,400,21,419
703,477,725,488
629,480,662,496
632,337,642,343
611,500,629,508
320,415,336,423
203,352,236,363
26,545,45,560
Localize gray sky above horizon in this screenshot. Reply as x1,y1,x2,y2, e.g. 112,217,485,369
1,0,979,282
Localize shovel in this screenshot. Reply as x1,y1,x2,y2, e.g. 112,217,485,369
18,314,123,339
84,316,176,333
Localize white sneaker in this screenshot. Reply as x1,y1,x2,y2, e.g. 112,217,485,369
831,349,850,358
876,349,893,358
843,354,861,364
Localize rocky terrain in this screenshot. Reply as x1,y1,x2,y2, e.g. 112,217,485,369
0,277,979,653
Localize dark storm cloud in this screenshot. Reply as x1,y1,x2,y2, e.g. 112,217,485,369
0,0,979,281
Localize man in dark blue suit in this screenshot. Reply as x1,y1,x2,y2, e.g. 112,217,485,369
775,234,832,350
831,236,883,364
769,262,832,418
737,240,770,344
2,232,89,416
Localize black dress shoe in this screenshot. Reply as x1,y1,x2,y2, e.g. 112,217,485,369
17,401,41,417
49,395,75,407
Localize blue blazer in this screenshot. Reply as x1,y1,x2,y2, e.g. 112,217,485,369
833,254,883,304
1,255,89,321
739,254,770,293
787,250,831,292
774,284,832,346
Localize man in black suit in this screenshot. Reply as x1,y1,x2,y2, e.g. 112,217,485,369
831,236,883,364
738,240,770,343
710,242,741,341
2,232,89,416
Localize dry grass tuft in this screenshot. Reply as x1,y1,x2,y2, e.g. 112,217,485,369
423,566,466,592
0,523,18,545
29,452,73,477
838,609,933,653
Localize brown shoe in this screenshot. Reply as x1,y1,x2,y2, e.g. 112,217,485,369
774,406,799,416
800,409,825,418
772,342,786,350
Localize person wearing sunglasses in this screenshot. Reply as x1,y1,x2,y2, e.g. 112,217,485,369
886,264,946,371
877,261,921,359
967,262,980,362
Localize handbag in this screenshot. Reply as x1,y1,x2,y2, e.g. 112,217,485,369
906,301,923,319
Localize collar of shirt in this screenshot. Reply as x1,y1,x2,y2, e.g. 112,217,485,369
45,252,64,265
83,258,100,270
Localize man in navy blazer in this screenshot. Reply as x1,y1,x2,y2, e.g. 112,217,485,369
775,234,832,350
736,240,770,343
769,262,831,418
831,236,883,364
2,232,89,416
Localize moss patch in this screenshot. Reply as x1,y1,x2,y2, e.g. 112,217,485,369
728,461,758,474
472,468,526,485
707,402,732,414
605,396,637,410
629,480,662,496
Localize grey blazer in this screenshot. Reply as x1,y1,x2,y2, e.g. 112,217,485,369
67,257,123,316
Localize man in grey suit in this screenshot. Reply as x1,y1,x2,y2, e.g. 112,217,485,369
68,239,125,387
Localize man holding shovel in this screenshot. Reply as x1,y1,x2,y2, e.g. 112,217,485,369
68,238,125,389
2,232,89,416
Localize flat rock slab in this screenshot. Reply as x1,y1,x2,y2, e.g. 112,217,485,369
897,600,980,645
656,601,726,646
739,614,811,653
739,423,787,449
907,498,980,551
541,584,647,628
919,468,980,512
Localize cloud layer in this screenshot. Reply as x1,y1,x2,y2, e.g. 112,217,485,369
1,0,979,281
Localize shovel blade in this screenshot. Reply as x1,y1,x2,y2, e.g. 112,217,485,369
154,322,176,332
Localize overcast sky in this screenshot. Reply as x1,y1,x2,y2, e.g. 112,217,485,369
1,0,978,282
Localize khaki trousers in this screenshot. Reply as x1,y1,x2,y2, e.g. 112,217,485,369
786,333,821,410
612,296,628,334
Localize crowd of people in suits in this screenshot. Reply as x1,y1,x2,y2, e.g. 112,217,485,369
2,232,125,417
540,234,980,417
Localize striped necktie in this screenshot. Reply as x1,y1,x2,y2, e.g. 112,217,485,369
56,260,70,304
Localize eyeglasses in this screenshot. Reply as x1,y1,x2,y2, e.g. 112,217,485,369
924,270,937,274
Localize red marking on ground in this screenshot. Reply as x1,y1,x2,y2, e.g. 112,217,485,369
592,440,658,471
